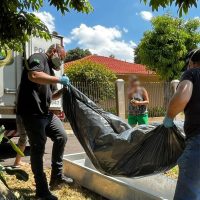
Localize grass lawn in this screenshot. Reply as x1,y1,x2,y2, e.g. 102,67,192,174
4,166,105,200
4,165,179,200
165,166,179,179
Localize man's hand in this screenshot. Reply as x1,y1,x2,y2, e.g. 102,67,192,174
163,116,174,128
59,76,70,86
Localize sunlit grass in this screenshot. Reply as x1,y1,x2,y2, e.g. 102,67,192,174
5,166,105,200
165,166,179,179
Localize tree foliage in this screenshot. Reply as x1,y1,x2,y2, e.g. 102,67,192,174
135,15,200,81
65,47,92,62
65,60,117,99
142,0,198,16
0,0,198,52
0,0,93,52
65,60,116,83
134,47,141,64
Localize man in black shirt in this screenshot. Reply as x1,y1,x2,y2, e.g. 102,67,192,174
17,44,72,200
163,49,200,200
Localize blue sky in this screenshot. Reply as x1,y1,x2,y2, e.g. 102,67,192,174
35,0,200,61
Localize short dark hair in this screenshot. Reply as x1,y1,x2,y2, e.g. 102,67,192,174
186,48,200,65
191,49,200,64
183,49,200,71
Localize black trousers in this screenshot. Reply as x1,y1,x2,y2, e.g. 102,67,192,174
22,113,67,196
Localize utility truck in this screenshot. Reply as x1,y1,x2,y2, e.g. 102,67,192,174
0,34,64,138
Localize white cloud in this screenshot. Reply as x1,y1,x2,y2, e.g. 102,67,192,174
69,24,136,62
139,11,153,21
123,28,128,33
33,11,55,33
194,16,200,20
130,41,137,47
63,37,71,45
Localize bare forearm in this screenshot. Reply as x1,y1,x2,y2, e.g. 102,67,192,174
28,71,60,85
52,88,63,100
167,80,193,119
135,101,149,106
167,94,187,119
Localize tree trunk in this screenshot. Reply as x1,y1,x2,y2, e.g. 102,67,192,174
0,180,16,200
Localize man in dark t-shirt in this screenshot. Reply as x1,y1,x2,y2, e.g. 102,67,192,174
163,49,200,200
17,44,72,200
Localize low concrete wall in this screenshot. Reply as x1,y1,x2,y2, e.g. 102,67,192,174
64,153,177,200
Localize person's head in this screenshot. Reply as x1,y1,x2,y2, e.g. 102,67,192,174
186,48,200,70
46,44,66,71
129,75,140,89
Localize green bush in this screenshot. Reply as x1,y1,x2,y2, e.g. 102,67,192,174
148,106,166,117
65,60,117,100
106,107,117,115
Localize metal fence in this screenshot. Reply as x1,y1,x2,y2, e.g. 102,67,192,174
71,81,117,114
71,81,173,118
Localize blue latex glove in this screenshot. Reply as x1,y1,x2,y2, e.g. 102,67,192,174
59,76,70,86
163,116,174,128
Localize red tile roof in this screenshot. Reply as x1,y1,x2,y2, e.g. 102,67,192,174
64,55,154,75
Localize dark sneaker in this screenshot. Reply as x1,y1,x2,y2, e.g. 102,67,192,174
50,176,73,190
36,193,58,200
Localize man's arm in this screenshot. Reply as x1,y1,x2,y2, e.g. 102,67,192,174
27,54,60,85
167,80,193,119
28,71,60,85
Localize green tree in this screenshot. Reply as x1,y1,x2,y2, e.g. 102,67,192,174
65,60,117,99
0,0,93,52
135,15,200,81
65,48,92,62
134,47,141,64
142,0,198,16
0,0,198,52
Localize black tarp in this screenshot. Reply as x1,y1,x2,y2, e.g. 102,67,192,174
63,85,185,177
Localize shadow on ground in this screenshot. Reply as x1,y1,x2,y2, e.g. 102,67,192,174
12,188,35,200
0,143,30,161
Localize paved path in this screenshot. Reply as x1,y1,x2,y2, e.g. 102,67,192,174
0,133,83,167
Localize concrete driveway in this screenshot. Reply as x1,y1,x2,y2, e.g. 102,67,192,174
0,132,83,167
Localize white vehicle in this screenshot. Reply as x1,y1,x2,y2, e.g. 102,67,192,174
0,34,65,138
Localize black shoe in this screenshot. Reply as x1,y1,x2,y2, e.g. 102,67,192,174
36,193,58,200
50,176,73,190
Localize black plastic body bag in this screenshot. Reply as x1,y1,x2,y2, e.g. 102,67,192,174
63,85,185,177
